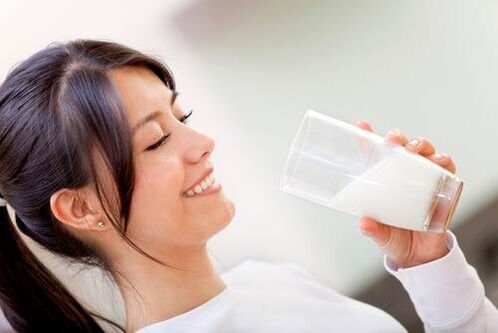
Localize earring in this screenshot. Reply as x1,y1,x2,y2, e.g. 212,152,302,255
97,221,105,229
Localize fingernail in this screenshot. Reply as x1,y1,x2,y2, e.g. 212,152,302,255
386,130,397,137
408,139,420,147
433,153,443,160
360,228,370,236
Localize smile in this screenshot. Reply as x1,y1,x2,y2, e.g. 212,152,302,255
183,172,218,197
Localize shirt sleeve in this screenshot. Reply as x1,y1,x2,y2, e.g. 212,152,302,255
384,230,498,333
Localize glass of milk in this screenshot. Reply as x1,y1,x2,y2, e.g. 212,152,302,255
280,110,464,233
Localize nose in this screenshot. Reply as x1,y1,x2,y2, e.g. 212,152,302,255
184,128,215,165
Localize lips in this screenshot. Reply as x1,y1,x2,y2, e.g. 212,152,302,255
183,168,214,194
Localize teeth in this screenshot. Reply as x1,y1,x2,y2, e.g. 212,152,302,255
185,173,216,197
194,184,203,194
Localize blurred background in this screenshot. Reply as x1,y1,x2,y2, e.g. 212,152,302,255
1,0,498,332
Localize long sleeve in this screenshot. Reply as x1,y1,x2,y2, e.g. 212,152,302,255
384,231,498,332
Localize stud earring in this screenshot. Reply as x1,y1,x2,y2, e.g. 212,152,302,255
97,221,105,229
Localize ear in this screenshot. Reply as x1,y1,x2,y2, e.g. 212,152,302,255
50,186,107,231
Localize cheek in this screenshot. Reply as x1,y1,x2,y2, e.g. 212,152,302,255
128,157,185,233
145,158,182,192
137,156,184,209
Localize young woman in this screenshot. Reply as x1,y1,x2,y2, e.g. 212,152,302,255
0,39,496,332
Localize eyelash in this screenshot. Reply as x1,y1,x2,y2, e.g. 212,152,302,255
145,109,194,151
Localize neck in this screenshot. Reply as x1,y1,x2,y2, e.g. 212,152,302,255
114,245,226,332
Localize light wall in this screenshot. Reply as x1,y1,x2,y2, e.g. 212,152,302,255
175,0,498,292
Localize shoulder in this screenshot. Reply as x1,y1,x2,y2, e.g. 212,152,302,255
220,259,347,301
220,259,314,286
220,260,406,332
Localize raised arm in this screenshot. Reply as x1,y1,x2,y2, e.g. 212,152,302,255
356,121,498,332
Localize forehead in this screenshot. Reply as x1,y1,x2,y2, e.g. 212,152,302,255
109,66,173,128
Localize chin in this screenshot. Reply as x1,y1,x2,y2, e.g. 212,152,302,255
210,200,236,235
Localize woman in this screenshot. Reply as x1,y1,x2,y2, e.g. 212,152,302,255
0,39,495,332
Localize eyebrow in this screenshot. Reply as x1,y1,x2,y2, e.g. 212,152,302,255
131,91,179,136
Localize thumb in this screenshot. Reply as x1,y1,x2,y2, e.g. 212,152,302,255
358,218,390,246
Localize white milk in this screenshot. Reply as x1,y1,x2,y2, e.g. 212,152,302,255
329,150,443,231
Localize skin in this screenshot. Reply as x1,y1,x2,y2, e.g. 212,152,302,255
48,65,456,331
50,65,236,331
356,121,457,268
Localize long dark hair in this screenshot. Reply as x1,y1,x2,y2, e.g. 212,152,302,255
0,39,176,332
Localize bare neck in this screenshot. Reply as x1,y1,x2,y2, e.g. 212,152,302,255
114,246,226,333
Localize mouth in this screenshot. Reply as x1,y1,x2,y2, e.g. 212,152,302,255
182,168,220,198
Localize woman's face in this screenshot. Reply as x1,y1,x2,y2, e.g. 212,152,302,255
109,66,235,257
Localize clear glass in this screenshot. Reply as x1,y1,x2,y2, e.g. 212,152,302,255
280,110,463,233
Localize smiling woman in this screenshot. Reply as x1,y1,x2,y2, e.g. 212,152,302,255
0,39,235,332
0,38,497,333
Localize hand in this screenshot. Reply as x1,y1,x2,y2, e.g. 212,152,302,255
355,120,457,268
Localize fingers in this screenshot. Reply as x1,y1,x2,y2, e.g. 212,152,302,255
386,131,436,157
385,129,409,146
362,124,457,174
405,137,436,157
358,218,390,246
428,153,457,174
402,136,456,173
356,120,374,132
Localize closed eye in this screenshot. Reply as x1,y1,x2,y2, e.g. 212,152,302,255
145,133,171,151
145,109,194,151
180,109,193,124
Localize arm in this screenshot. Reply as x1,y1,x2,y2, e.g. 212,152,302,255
385,231,498,332
355,121,498,332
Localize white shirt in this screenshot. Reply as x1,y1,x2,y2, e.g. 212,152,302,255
385,231,498,332
138,261,405,333
138,231,498,333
